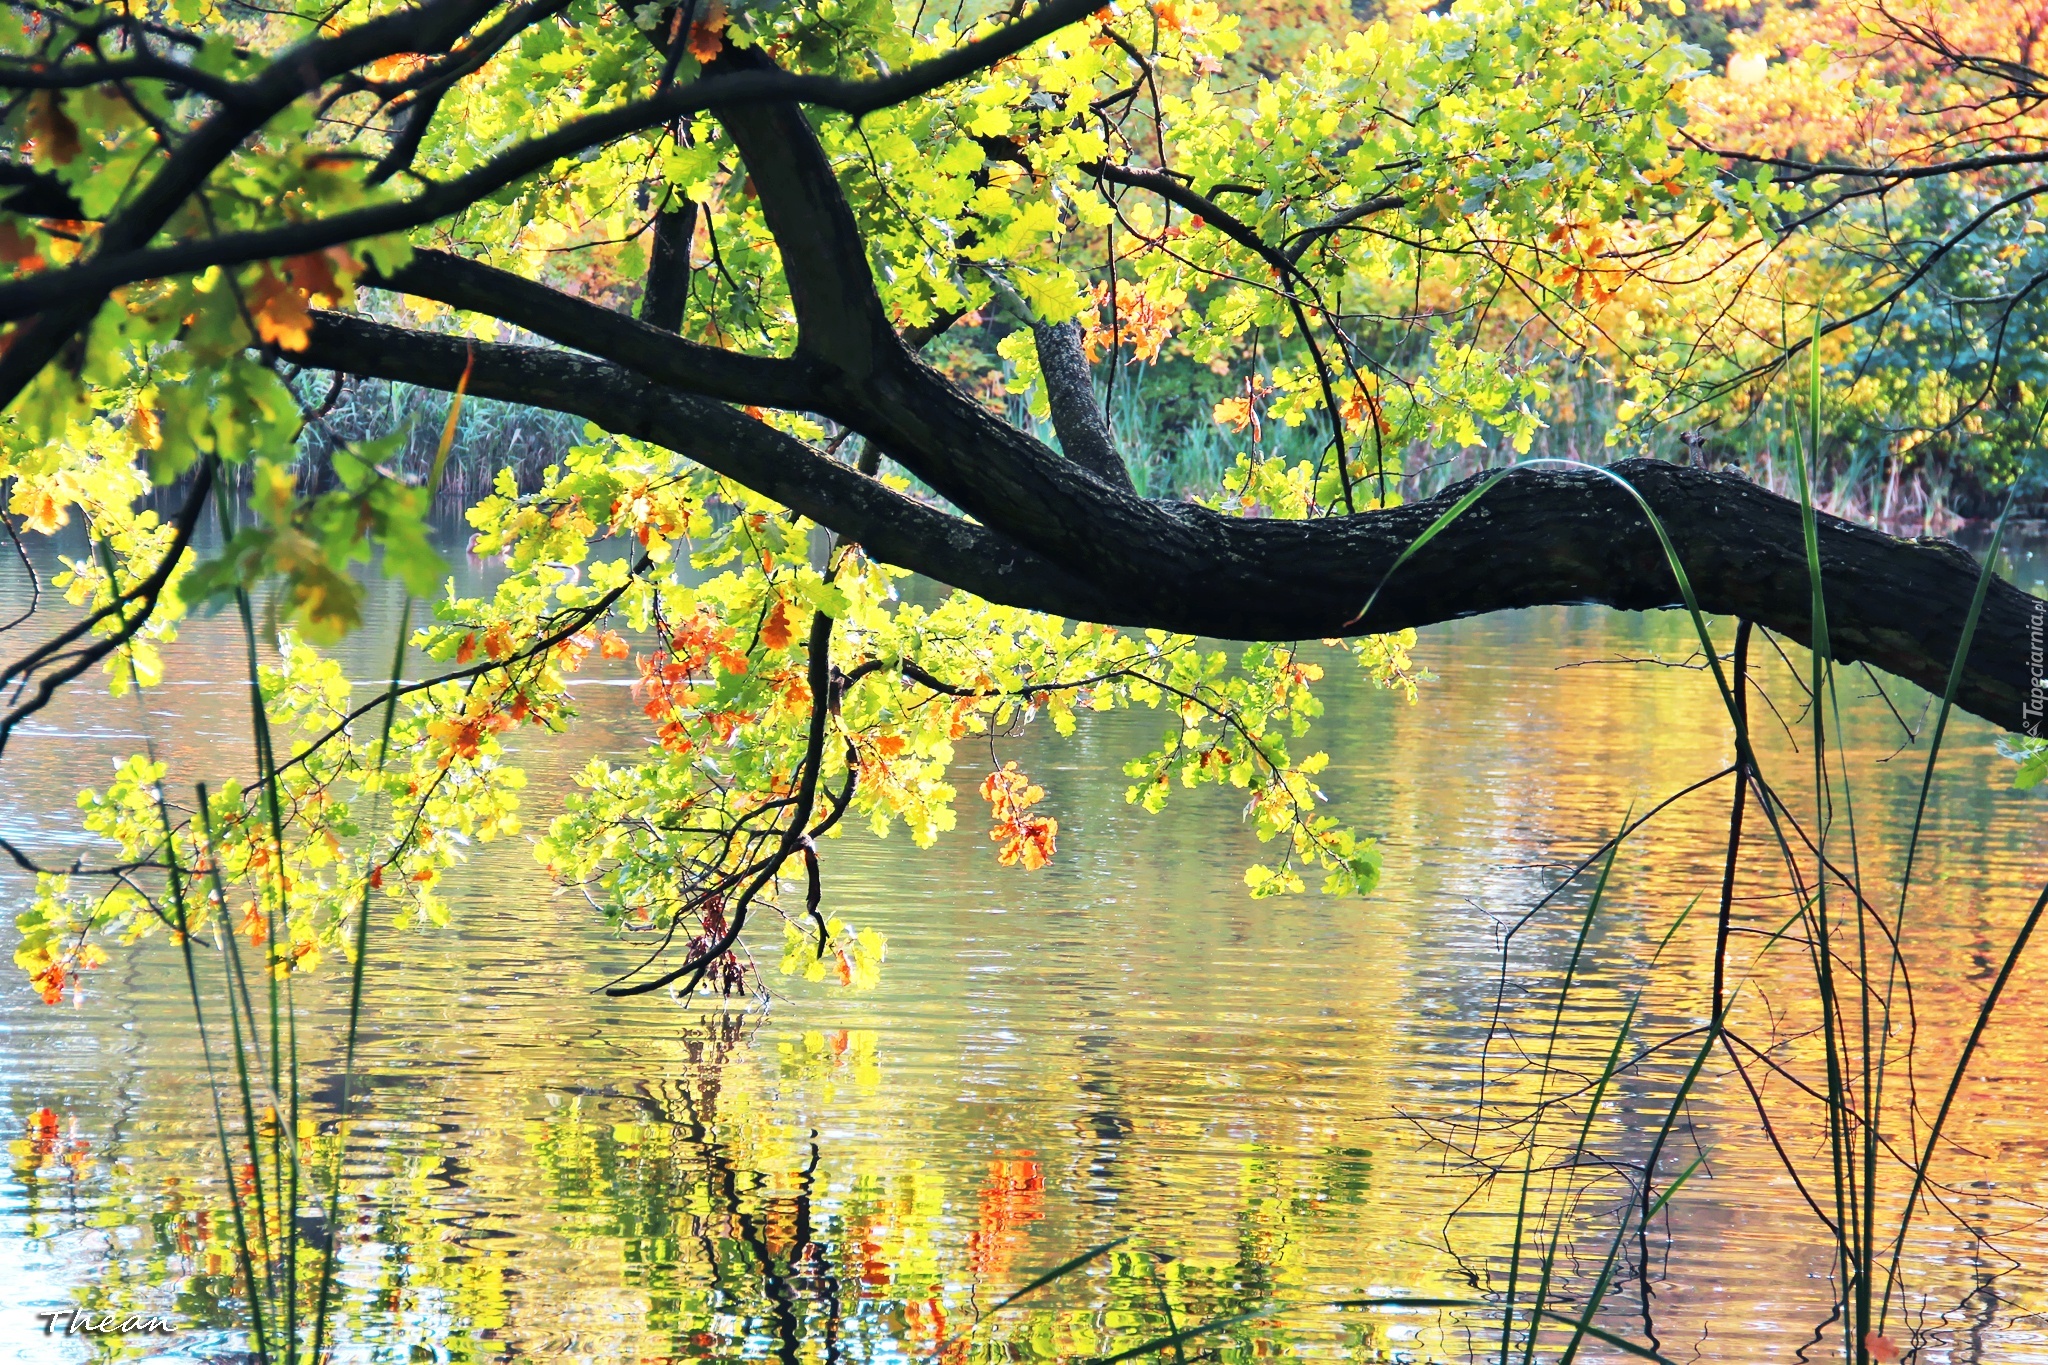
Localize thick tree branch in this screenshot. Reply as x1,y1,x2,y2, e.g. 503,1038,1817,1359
468,74,2043,736
295,311,1125,622
297,314,2042,733
639,201,698,332
0,0,1107,334
710,47,897,373
1032,320,1133,491
364,248,815,407
0,161,87,219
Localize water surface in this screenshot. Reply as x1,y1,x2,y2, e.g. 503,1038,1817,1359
4,535,2047,1363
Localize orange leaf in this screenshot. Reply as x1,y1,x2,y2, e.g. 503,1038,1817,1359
247,266,313,351
599,630,630,659
367,53,425,81
31,964,67,1005
129,404,162,450
237,901,268,947
1864,1333,1900,1363
0,222,45,272
1212,395,1254,432
27,91,80,166
760,598,794,650
20,488,67,534
687,0,727,62
284,250,346,306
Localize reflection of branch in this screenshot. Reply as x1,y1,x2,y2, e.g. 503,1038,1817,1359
1554,651,1720,672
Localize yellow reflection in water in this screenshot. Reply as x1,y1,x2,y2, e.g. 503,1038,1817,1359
3,549,2047,1363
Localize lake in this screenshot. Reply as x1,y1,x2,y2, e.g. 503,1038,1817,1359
4,527,2046,1363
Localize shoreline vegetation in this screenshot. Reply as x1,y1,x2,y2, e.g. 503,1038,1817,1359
271,358,2009,536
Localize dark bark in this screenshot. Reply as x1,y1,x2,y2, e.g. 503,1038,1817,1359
300,309,2040,734
315,57,2044,737
366,248,812,407
1032,320,1133,491
297,312,1127,623
639,201,698,332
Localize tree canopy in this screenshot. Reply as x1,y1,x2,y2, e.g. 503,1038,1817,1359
2,0,2045,1003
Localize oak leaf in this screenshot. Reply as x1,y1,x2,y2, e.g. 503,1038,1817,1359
761,597,795,650
247,267,314,351
687,0,727,62
27,91,79,165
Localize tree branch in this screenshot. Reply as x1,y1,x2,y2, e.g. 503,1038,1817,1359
709,46,897,372
364,247,815,407
1032,320,1132,491
295,311,2044,734
295,311,1127,621
0,0,1109,335
638,200,698,332
0,0,506,406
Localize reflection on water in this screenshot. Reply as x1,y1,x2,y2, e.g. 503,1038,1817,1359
3,535,2048,1363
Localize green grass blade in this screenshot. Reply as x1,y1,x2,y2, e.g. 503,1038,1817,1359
1881,878,2048,1334
310,594,418,1365
975,1235,1128,1326
1086,1303,1278,1364
1521,991,1642,1365
197,785,274,1361
1501,816,1626,1362
1348,468,1513,627
1874,492,2014,1331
